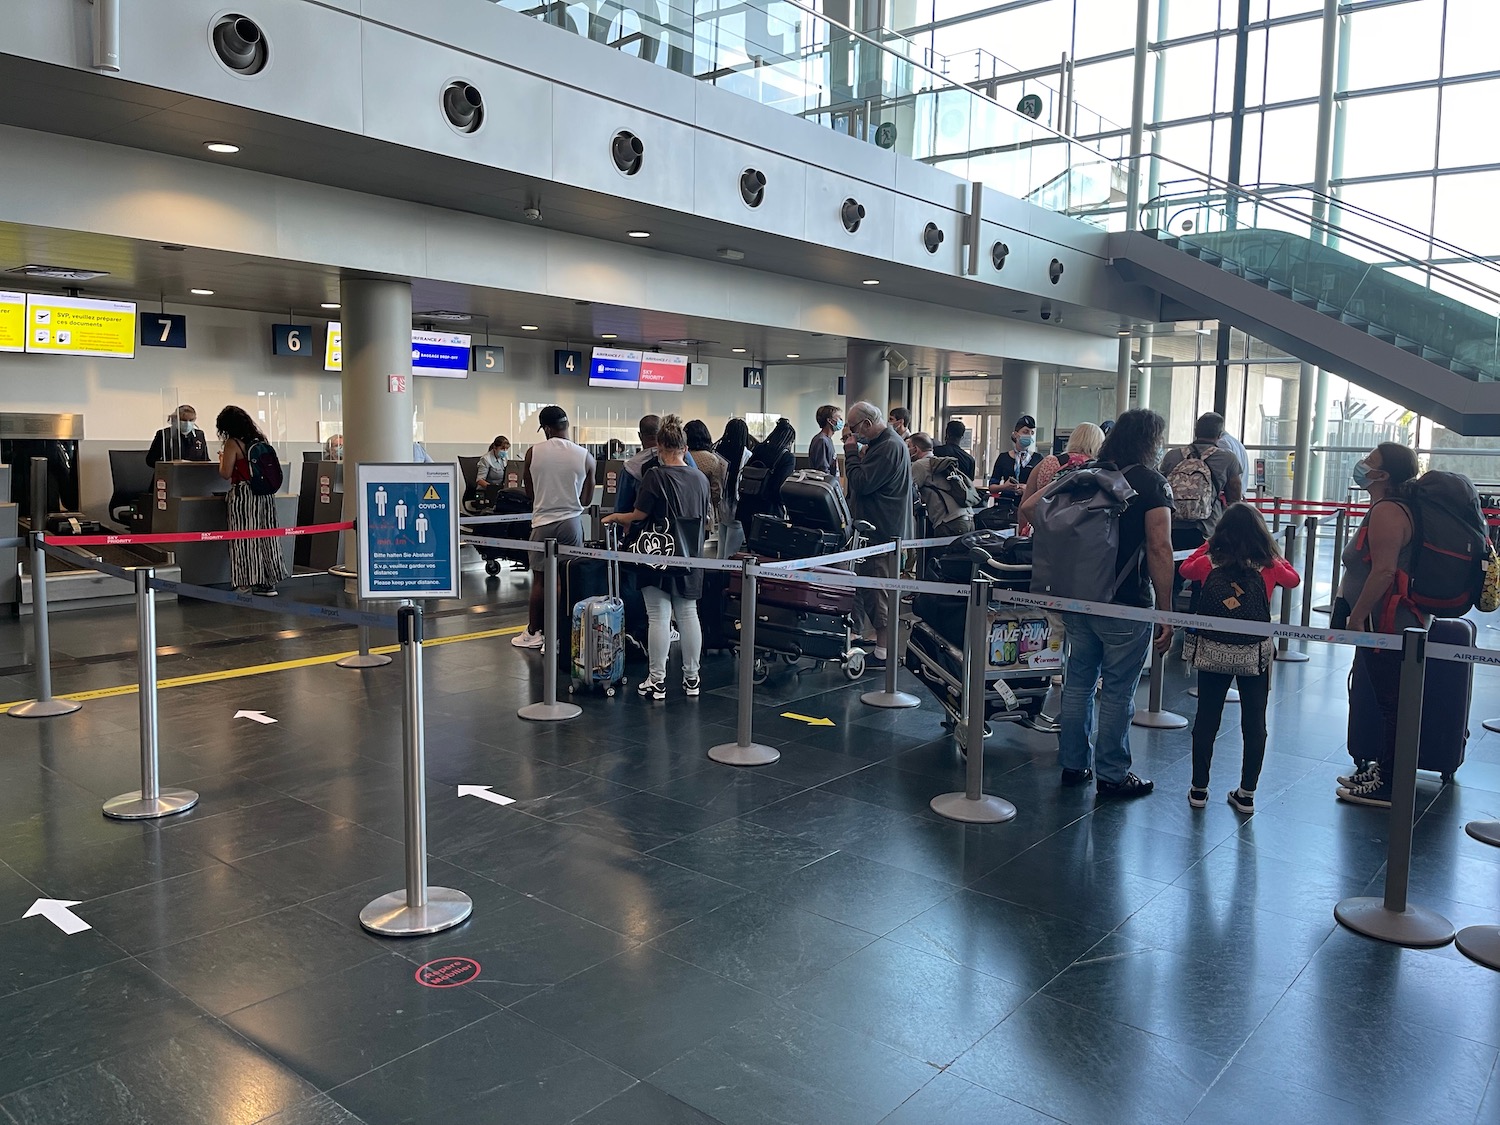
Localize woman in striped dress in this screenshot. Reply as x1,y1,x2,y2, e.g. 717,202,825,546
215,405,286,596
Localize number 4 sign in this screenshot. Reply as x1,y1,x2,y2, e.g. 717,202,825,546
388,374,407,393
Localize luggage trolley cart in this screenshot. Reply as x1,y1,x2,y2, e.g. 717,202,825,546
725,554,869,685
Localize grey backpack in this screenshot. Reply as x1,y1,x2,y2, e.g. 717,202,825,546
1029,463,1140,602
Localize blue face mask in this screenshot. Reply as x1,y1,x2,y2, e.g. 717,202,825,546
1352,460,1375,489
496,450,509,463
1017,434,1035,450
832,418,843,432
855,430,870,446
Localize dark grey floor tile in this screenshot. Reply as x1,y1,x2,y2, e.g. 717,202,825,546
0,960,206,1099
785,938,1030,1066
1019,816,1215,885
949,993,1224,1125
252,1094,368,1125
0,915,126,999
649,892,875,997
559,790,733,852
511,945,771,1077
1229,807,1390,885
1184,1061,1418,1125
568,743,727,791
574,1081,726,1125
0,1019,318,1125
741,743,882,790
818,761,966,819
229,822,408,904
745,788,918,854
761,851,955,936
878,1072,1064,1125
648,766,803,819
885,888,1111,990
646,818,837,895
650,1002,936,1125
225,954,496,1090
0,862,45,921
1237,985,1496,1125
971,857,1170,931
838,814,1043,887
153,797,352,863
83,857,301,955
0,795,159,866
1171,842,1370,926
328,1010,634,1124
143,905,389,1017
6,827,223,904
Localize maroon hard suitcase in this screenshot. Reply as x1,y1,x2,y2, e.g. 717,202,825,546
780,470,852,543
727,552,857,615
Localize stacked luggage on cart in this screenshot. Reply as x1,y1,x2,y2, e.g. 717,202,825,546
467,487,533,576
724,468,873,683
904,530,1059,746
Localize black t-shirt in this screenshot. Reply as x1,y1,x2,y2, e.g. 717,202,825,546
1113,463,1173,608
932,443,975,480
637,463,711,598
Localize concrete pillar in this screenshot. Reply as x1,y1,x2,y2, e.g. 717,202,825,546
845,341,890,416
340,277,413,573
1000,360,1039,428
1115,338,1133,420
1136,337,1153,412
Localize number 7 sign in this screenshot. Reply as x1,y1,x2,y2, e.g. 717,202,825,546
140,313,186,349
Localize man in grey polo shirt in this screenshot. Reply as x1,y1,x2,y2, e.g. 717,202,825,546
512,405,595,650
843,400,912,667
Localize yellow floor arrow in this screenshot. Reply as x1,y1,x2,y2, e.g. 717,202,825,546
781,711,835,727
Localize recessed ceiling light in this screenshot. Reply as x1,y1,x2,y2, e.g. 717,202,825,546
601,333,618,339
520,324,540,331
861,278,880,286
321,302,340,310
1117,329,1131,336
717,248,745,260
204,142,240,154
161,244,186,252
626,230,651,239
732,347,746,353
190,288,214,296
786,353,800,359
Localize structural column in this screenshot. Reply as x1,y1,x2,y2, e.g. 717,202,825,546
340,277,413,574
1115,338,1133,420
845,341,890,414
1001,360,1039,428
1304,0,1341,503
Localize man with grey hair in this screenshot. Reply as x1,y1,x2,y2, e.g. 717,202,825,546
843,401,912,667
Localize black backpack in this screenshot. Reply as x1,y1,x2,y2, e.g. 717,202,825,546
1400,472,1489,618
245,440,283,496
1192,562,1270,645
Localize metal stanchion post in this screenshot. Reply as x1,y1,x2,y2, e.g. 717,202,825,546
1458,820,1500,968
1132,637,1188,729
519,539,582,721
1465,821,1500,849
337,598,393,669
1317,508,1347,614
710,559,780,766
103,568,198,820
10,533,81,719
1335,628,1455,948
1275,524,1309,663
1271,496,1282,534
862,538,919,709
1298,517,1318,647
931,576,1016,823
362,604,472,936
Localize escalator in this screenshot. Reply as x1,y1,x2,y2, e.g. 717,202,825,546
1110,179,1500,434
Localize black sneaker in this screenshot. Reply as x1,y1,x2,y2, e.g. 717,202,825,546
1060,767,1094,787
1097,773,1155,800
1227,788,1255,814
1188,786,1208,809
1337,760,1377,788
1337,767,1391,808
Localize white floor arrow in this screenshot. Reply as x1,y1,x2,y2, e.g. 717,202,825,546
24,899,90,935
457,785,516,806
234,710,278,725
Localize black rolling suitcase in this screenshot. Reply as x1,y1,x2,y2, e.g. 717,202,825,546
1348,617,1474,781
780,470,852,544
473,489,533,574
747,514,839,560
726,594,847,660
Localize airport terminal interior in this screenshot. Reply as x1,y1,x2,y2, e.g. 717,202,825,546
4,0,1500,1122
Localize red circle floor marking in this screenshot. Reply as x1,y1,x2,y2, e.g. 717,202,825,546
414,957,481,988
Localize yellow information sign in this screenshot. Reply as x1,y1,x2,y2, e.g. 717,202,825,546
0,292,23,352
25,294,136,358
325,320,342,372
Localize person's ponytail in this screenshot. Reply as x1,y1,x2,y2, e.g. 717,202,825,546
657,414,686,451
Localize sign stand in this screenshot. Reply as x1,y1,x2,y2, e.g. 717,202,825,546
862,537,920,710
337,599,392,669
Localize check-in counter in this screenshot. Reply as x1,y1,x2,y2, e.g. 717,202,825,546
150,461,295,586
0,462,15,608
295,460,344,570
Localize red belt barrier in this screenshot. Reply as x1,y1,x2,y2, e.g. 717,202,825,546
52,520,354,547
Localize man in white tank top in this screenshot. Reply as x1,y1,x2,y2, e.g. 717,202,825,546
512,405,596,649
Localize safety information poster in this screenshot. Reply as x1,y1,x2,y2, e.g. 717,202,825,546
25,294,137,358
357,462,460,600
0,292,23,352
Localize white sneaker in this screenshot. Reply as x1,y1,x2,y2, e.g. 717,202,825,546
511,629,544,650
670,627,681,643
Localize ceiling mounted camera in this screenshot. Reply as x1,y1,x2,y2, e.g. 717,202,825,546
523,207,542,221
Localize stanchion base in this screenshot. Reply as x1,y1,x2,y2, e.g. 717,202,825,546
336,653,392,669
328,564,357,579
1465,821,1500,849
1187,687,1240,702
1275,650,1311,664
9,698,82,719
1132,710,1188,730
1483,719,1500,735
1334,896,1455,948
930,791,1018,824
360,887,473,937
861,689,921,709
102,788,199,821
708,741,780,767
518,701,583,722
1457,926,1500,971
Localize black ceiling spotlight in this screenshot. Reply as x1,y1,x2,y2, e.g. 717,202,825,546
611,130,644,175
841,197,865,233
740,168,767,208
1049,258,1065,284
211,15,267,75
991,241,1010,270
442,81,484,133
922,222,945,253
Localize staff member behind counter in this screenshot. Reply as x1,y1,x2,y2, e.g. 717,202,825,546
146,405,210,468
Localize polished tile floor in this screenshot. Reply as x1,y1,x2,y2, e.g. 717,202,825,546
3,557,1500,1124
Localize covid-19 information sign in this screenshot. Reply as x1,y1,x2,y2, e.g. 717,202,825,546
357,462,460,601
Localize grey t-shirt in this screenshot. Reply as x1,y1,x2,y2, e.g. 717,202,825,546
528,437,593,526
1160,442,1241,535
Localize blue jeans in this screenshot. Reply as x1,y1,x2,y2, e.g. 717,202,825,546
1059,612,1153,784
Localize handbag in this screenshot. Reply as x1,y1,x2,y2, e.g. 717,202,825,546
632,467,680,570
1192,635,1272,677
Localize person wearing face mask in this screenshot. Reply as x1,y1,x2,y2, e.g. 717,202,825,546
843,401,912,668
476,435,511,490
809,404,843,480
146,405,209,468
989,414,1040,497
1332,442,1425,808
889,407,912,440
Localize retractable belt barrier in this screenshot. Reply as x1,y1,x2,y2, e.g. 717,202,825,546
458,513,534,526
758,541,897,570
460,534,546,554
52,520,353,548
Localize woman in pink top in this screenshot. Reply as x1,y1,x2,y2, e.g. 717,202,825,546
1017,422,1104,536
1179,502,1300,814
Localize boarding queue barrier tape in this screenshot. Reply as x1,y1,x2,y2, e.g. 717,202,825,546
45,520,354,548
459,534,546,554
458,513,535,526
757,540,898,571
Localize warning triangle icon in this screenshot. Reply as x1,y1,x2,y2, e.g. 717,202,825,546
422,485,440,500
